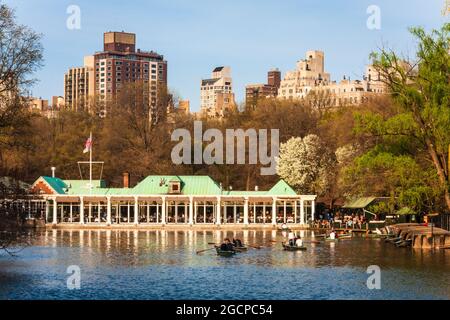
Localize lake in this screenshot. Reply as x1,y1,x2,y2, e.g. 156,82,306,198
1,229,449,300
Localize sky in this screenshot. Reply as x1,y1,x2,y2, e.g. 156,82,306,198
3,0,448,111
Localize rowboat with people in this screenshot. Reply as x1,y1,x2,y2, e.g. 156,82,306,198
215,246,236,257
282,242,307,251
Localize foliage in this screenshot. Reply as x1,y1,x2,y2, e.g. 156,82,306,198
276,134,336,195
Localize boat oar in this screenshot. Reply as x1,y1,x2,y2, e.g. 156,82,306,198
196,247,216,254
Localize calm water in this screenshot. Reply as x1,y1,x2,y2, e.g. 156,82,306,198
0,229,449,300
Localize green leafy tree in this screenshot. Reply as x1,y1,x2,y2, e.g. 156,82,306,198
358,23,450,210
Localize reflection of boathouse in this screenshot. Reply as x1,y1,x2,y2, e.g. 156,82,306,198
31,175,316,226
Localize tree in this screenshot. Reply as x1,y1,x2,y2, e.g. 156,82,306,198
363,23,450,210
276,134,336,195
0,4,43,177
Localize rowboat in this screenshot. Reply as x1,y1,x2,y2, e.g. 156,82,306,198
215,246,236,257
325,238,339,242
338,234,352,240
233,246,248,252
282,242,307,251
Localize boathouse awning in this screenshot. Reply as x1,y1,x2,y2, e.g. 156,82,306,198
342,197,377,209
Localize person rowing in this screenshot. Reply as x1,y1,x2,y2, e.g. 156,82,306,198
295,236,303,247
288,231,296,246
232,238,243,248
329,230,336,240
220,238,235,251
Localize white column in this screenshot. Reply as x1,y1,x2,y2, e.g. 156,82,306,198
294,200,297,224
233,204,237,223
223,203,227,224
283,201,287,223
80,197,84,224
134,196,139,225
263,203,266,224
106,196,111,225
189,197,194,225
272,197,277,226
311,199,316,222
203,202,206,223
156,203,159,223
127,202,130,223
161,196,166,225
45,200,49,223
253,202,256,224
175,202,178,224
194,201,198,224
216,197,221,226
300,199,305,225
146,203,150,223
52,198,57,225
184,203,188,224
243,197,249,226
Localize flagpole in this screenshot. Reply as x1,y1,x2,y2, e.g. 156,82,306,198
89,131,92,193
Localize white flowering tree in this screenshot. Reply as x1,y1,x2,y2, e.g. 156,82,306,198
276,135,336,195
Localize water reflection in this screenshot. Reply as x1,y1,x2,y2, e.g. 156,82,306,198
0,229,449,299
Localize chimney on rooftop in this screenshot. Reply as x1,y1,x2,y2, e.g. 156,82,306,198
123,172,130,188
51,167,56,178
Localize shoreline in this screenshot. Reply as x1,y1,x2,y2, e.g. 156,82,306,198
44,223,312,231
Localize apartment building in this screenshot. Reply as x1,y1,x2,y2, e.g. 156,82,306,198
63,31,167,114
245,69,281,108
200,66,235,117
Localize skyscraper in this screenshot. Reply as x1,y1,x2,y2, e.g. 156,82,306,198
63,31,168,116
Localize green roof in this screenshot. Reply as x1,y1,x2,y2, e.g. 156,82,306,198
35,175,300,196
42,176,68,194
132,175,222,195
266,180,297,196
343,197,377,209
396,207,416,215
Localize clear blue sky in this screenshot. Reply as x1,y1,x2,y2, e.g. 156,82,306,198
3,0,447,111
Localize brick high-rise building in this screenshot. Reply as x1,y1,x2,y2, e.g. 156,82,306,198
64,31,167,116
245,68,281,108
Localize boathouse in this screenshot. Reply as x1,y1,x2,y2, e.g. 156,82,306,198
30,175,317,226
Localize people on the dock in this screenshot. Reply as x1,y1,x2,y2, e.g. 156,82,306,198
220,238,235,251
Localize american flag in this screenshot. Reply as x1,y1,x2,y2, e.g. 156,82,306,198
83,136,92,153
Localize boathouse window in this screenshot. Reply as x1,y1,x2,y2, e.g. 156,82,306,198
169,181,181,194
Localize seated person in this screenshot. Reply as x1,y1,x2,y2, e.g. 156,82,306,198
329,230,336,240
295,237,303,247
232,238,243,247
220,238,234,251
288,231,296,246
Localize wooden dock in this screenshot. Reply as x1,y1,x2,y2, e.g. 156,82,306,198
385,223,450,249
